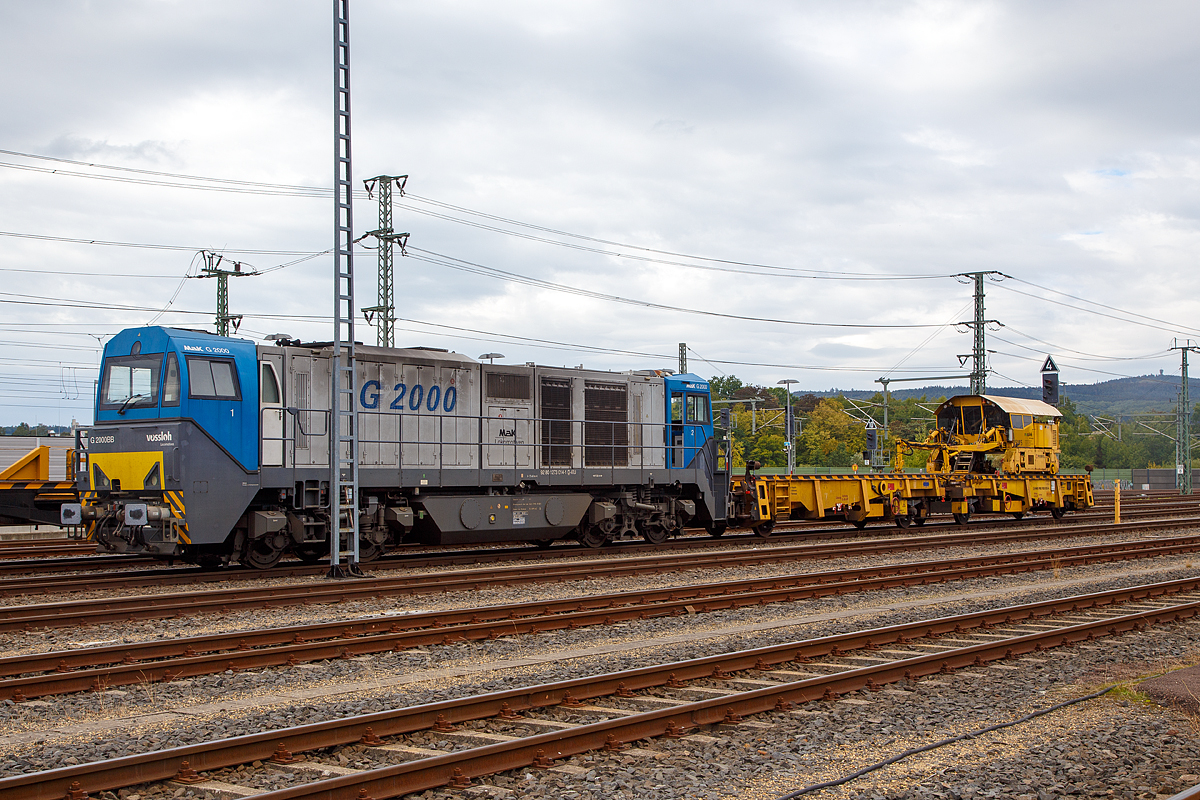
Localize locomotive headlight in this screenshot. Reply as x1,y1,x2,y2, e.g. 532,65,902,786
143,462,162,490
93,464,111,491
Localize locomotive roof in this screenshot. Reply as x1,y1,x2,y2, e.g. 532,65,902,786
936,394,1062,418
282,342,479,366
356,344,478,365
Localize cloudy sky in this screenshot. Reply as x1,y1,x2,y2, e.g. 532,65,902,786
2,1,1199,426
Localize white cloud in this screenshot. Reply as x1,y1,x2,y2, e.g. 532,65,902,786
2,1,1200,425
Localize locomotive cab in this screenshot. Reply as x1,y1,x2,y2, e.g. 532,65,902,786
64,327,261,565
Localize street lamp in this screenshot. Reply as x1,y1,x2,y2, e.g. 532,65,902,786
777,379,798,474
478,353,504,364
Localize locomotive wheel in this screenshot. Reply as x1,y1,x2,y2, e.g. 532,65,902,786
894,515,912,529
531,538,555,549
952,512,971,525
577,525,609,549
640,524,670,545
1010,512,1025,521
1049,506,1065,520
706,523,728,538
294,546,327,564
753,520,775,538
196,554,225,570
357,538,385,563
241,538,285,570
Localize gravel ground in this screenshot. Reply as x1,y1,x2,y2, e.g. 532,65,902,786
1,530,1198,799
397,621,1200,800
52,603,1200,800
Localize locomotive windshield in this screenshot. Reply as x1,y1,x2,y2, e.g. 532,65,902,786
99,354,162,410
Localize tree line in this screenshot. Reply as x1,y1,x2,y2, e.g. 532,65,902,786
710,376,1197,472
1,423,57,437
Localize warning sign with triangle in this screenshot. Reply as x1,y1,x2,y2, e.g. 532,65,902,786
1041,355,1058,373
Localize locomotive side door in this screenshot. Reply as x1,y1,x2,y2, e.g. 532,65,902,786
259,353,285,467
669,390,685,467
682,391,710,467
665,376,712,469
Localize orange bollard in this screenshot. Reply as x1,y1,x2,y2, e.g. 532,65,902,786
1114,481,1121,524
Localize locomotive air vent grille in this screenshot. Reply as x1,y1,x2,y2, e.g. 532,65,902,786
486,372,531,401
540,378,572,467
584,382,628,467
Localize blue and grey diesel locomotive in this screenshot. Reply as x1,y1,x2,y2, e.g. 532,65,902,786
61,326,728,568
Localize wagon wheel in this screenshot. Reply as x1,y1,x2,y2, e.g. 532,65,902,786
706,523,728,538
1049,506,1065,520
530,538,555,549
912,516,926,526
577,524,609,549
1010,512,1025,521
952,512,971,525
753,520,775,538
851,519,868,530
894,515,913,529
240,537,285,570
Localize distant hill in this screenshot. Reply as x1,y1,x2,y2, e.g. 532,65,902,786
795,374,1199,418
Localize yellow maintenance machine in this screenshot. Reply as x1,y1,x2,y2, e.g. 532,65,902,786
729,394,1093,534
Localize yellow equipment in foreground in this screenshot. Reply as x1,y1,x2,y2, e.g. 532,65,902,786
729,395,1093,534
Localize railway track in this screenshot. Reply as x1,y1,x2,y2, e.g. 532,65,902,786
2,534,1198,699
2,504,1198,592
0,494,1193,574
4,516,1200,627
6,578,1196,800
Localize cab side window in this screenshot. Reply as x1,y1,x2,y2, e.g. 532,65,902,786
671,392,684,423
162,353,181,407
187,357,242,400
686,394,709,423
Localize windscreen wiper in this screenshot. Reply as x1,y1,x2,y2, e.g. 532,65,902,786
117,394,149,415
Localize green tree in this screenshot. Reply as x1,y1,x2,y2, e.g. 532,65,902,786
715,378,788,469
795,399,867,467
708,375,744,400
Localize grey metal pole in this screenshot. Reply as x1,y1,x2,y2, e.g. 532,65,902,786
330,0,361,576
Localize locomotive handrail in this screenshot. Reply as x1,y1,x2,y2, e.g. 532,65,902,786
284,406,329,437
261,401,715,479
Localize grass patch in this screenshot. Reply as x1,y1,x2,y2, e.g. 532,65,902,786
1106,684,1154,705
